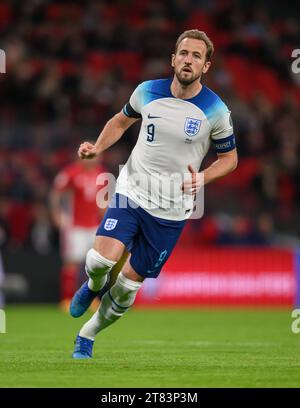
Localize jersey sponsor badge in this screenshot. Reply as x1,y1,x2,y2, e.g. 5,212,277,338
184,117,201,137
104,218,118,231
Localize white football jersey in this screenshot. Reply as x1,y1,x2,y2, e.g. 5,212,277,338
117,78,235,221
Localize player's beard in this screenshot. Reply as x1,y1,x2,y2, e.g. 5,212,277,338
175,68,201,87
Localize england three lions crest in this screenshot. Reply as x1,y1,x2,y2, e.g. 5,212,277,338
184,117,201,137
104,218,118,231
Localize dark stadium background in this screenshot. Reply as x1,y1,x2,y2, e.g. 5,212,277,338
0,0,300,306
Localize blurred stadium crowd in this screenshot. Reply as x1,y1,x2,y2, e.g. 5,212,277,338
0,0,300,253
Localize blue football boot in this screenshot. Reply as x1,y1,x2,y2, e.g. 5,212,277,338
70,274,110,318
72,335,94,359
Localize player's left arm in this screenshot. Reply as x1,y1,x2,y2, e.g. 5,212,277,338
182,107,238,194
182,149,237,194
201,148,238,185
203,107,238,185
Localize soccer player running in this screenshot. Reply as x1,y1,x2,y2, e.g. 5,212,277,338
70,30,238,358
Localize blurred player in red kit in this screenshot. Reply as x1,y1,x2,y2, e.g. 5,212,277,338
50,156,107,309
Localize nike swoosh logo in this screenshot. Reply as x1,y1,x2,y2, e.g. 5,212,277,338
148,114,161,119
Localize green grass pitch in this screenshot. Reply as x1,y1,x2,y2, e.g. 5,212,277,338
0,305,299,387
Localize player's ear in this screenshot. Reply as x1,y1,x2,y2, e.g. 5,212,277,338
202,60,211,74
171,53,175,67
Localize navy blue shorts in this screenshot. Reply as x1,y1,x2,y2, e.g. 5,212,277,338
96,194,186,278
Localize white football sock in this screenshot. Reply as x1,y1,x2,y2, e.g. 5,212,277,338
79,272,142,340
85,248,116,292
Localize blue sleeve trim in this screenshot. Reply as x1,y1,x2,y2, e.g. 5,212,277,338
213,134,236,153
122,103,141,119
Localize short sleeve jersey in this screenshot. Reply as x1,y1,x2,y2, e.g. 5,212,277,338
118,78,235,221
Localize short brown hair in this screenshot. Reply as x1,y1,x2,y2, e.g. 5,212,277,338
175,29,214,61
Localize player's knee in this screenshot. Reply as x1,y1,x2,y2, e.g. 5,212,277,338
109,272,143,312
85,248,116,279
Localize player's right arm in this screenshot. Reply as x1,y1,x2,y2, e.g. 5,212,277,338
78,111,139,159
79,83,144,159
